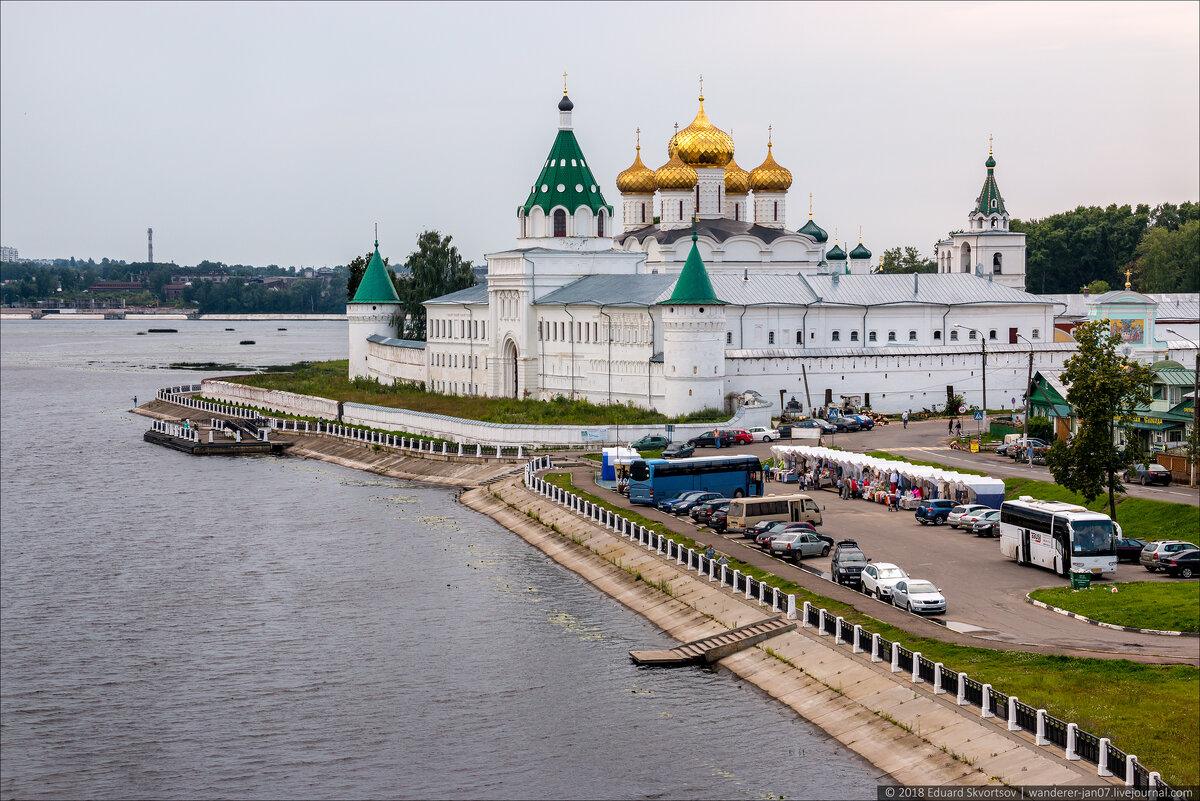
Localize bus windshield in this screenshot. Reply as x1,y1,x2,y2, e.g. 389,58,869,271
1071,520,1116,556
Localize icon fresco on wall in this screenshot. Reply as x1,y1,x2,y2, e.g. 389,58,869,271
1109,318,1144,345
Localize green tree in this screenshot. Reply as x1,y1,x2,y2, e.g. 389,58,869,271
1044,319,1152,519
395,230,475,341
345,250,390,301
877,246,936,274
1133,219,1199,294
1081,279,1111,294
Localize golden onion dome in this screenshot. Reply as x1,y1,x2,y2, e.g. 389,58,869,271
724,156,750,194
674,95,735,167
749,139,792,192
655,151,698,190
616,135,657,194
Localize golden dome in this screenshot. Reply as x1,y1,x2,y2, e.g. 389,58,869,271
674,95,735,167
749,138,792,192
655,151,697,190
724,156,750,194
616,133,657,194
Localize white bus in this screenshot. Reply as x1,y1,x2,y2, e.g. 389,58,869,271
998,497,1119,576
726,493,822,536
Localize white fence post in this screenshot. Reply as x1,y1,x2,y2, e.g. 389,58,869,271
709,558,717,582
801,600,812,628
818,609,828,636
1007,696,1021,731
933,663,945,694
758,580,766,606
957,673,969,706
852,624,863,654
890,645,901,673
772,587,780,610
745,576,753,600
981,685,995,718
1035,709,1049,746
871,632,881,663
786,594,796,620
835,616,844,641
1065,723,1080,761
911,652,923,683
1097,738,1112,777
1149,772,1161,788
657,534,664,555
1124,756,1137,788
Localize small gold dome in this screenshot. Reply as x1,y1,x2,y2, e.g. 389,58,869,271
674,96,734,167
749,141,792,192
616,144,657,194
655,151,697,190
724,156,750,194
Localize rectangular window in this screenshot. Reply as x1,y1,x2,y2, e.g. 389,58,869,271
1032,328,1040,340
950,330,958,341
1009,327,1018,344
768,331,775,345
727,332,733,344
969,330,977,340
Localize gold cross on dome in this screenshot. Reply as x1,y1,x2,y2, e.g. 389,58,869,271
699,74,703,98
768,124,773,146
989,133,993,155
636,127,640,148
563,72,568,94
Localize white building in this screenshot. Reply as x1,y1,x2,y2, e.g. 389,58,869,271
355,88,1066,416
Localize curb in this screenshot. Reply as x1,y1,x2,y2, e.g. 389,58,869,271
1024,594,1200,637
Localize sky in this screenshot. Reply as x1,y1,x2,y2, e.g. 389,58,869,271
2,1,1198,269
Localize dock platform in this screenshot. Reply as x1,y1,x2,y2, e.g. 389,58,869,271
630,616,796,667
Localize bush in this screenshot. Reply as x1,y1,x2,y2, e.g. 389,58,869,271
1028,417,1055,442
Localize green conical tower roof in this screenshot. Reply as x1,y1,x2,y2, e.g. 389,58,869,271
350,240,400,304
974,149,1006,215
661,229,724,306
521,94,613,218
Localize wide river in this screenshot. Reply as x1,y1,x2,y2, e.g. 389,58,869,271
0,318,885,799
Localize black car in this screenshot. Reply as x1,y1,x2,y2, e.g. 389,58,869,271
690,499,731,525
661,441,695,459
828,417,862,433
830,539,869,586
688,429,738,448
1162,549,1199,578
708,507,729,532
1115,537,1149,563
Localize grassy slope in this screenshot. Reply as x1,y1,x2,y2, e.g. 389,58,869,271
1030,582,1200,633
543,472,1199,786
225,360,728,426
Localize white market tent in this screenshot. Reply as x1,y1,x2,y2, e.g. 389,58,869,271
768,445,1006,508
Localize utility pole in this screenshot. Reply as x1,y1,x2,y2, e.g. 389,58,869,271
147,228,153,265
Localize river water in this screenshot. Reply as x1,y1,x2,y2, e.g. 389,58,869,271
0,318,886,799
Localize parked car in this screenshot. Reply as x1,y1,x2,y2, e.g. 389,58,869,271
657,490,710,513
777,521,832,546
997,437,1046,457
754,521,811,548
745,426,780,442
778,419,836,437
830,539,869,586
667,491,723,516
769,530,830,560
970,509,1001,537
1140,540,1199,572
948,503,992,529
828,416,862,433
631,434,668,451
708,507,729,532
1161,549,1199,578
661,441,695,459
859,562,909,600
914,499,957,526
688,429,739,448
1010,441,1049,462
690,499,731,525
1114,537,1149,562
850,414,875,430
1124,463,1172,486
729,429,755,445
891,579,947,614
750,519,792,541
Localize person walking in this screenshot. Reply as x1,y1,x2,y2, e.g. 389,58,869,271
948,418,954,435
955,420,962,437
902,410,909,429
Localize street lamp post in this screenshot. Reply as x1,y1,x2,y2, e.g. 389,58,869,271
955,325,986,438
1165,328,1199,488
1016,333,1035,468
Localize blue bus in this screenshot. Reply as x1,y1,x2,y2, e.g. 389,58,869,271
628,455,764,506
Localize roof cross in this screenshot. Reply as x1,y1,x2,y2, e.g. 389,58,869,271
989,133,993,156
563,71,568,95
699,74,703,100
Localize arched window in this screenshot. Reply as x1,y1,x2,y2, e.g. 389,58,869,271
850,331,859,342
908,330,917,341
868,331,877,342
888,331,897,342
1032,328,1041,340
597,213,604,238
553,209,567,237
933,330,942,341
795,331,802,344
993,253,1002,274
950,329,958,341
831,330,841,342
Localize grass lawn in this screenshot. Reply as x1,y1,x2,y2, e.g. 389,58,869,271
541,471,1199,786
225,360,729,426
1030,582,1200,633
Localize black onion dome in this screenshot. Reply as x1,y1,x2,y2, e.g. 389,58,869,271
558,94,574,112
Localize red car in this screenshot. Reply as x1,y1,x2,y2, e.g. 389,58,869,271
729,429,754,445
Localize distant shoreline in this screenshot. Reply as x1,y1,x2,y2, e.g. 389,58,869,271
0,310,346,321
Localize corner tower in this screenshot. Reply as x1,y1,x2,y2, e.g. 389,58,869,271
347,236,402,381
517,83,614,247
659,225,727,416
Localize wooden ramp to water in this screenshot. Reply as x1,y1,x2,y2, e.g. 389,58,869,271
630,616,796,667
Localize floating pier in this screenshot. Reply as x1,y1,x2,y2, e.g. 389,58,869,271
143,418,291,456
630,616,796,667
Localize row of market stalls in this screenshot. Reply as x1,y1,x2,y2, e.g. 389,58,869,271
769,445,1007,509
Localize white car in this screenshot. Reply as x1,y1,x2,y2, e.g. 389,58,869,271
891,579,947,615
955,507,995,530
745,426,780,443
947,503,991,529
859,562,909,600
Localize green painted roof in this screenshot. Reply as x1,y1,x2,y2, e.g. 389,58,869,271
350,241,400,304
661,231,724,306
849,242,872,259
798,218,828,243
974,154,1006,215
826,243,847,260
522,125,613,218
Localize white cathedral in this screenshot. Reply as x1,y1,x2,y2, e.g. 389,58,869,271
348,87,1070,416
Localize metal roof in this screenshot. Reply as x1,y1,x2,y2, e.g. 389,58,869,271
616,218,809,247
802,273,1054,307
1147,293,1200,321
1155,368,1197,386
425,284,489,305
367,334,425,349
535,274,677,306
709,273,820,306
727,342,1078,359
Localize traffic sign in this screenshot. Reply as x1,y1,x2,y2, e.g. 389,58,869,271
958,405,966,414
973,411,984,421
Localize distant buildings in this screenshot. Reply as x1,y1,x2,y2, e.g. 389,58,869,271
0,246,17,263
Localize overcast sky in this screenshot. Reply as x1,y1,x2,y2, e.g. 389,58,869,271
2,1,1197,268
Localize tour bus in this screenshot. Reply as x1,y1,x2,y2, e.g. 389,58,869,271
725,494,823,536
998,497,1120,576
628,455,763,506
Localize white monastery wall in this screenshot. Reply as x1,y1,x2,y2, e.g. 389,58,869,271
202,379,339,418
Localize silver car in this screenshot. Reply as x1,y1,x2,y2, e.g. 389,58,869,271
947,504,990,529
970,509,1001,537
891,579,947,614
859,562,909,600
768,531,829,560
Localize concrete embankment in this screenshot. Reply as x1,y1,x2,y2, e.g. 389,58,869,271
462,475,1111,789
